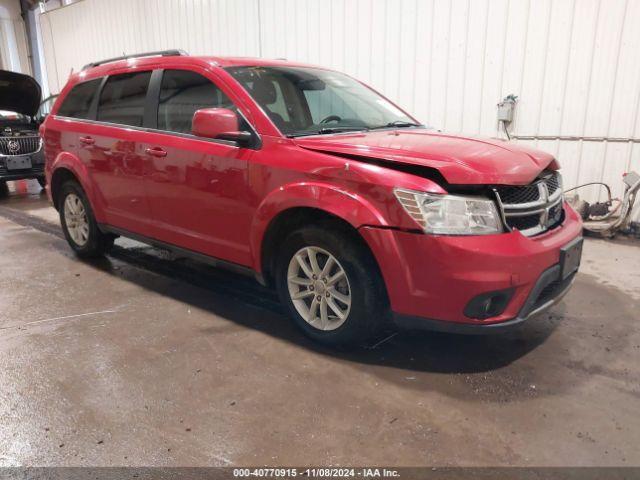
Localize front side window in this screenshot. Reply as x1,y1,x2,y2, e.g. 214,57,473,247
226,66,418,137
158,69,236,135
97,71,151,127
57,78,102,119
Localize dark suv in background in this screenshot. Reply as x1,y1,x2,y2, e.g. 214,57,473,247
0,70,46,191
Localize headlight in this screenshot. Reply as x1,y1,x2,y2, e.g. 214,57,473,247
394,188,503,235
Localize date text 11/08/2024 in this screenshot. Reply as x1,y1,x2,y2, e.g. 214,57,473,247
233,468,400,478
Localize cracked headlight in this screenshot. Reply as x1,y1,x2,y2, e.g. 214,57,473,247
394,188,503,235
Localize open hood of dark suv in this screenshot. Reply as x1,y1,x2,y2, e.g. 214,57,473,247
0,70,42,118
294,129,558,186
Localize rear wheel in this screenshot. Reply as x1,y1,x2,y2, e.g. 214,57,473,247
59,180,114,258
275,225,388,346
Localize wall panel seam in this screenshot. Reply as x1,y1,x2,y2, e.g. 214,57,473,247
574,0,602,187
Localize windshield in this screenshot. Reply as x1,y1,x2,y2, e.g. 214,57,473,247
225,66,420,137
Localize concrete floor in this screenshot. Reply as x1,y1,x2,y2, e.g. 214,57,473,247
0,180,639,467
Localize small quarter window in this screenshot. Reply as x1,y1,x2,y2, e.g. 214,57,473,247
97,71,152,127
57,78,102,119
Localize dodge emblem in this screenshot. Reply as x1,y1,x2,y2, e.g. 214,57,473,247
7,140,20,154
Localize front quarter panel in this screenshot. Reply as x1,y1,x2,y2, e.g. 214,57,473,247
248,139,447,273
250,181,384,272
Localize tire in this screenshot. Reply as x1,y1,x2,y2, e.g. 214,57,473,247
58,180,114,258
0,180,7,198
275,225,388,346
37,177,46,189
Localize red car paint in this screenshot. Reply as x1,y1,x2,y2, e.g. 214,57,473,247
42,55,582,330
294,130,560,186
361,206,582,324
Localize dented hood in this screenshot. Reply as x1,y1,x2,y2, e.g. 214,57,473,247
0,70,42,118
294,129,557,185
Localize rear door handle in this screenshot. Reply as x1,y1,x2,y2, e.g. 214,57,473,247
145,147,167,158
79,136,95,145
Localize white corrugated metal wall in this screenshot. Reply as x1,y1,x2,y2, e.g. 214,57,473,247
39,0,640,220
0,0,31,74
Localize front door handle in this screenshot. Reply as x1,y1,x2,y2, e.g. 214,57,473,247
145,147,167,158
79,136,95,145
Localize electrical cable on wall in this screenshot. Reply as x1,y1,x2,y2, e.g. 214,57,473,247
497,94,518,141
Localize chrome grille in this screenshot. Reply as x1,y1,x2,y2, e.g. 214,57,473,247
495,171,564,237
506,213,541,231
496,184,541,204
546,174,561,196
0,136,42,156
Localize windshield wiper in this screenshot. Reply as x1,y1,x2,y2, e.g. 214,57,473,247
287,122,423,137
368,121,423,130
287,126,367,138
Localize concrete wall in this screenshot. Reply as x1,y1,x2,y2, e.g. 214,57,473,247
38,0,640,219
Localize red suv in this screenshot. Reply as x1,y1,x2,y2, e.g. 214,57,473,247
42,50,583,345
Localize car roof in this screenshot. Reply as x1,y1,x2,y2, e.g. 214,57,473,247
71,54,333,83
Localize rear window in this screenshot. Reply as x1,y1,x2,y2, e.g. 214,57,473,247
57,79,101,119
97,71,151,127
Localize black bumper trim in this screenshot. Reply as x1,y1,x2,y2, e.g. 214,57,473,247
0,172,45,181
392,264,577,335
0,150,46,181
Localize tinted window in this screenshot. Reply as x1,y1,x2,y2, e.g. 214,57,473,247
158,69,234,134
97,71,151,127
57,79,101,119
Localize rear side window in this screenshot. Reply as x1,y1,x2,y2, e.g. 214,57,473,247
57,79,101,119
97,71,151,127
158,69,234,134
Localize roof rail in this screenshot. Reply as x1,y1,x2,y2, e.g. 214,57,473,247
82,49,188,70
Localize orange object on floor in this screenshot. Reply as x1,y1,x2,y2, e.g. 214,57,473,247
16,180,27,194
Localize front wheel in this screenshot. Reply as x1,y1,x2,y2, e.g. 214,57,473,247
59,180,114,258
275,226,388,346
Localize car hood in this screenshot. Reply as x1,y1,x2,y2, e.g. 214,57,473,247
0,70,42,118
293,129,557,185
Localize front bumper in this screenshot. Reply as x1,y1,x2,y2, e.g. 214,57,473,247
359,202,583,333
0,149,46,181
393,265,576,334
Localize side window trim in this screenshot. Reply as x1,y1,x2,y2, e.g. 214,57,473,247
144,69,163,130
55,67,262,150
87,76,108,121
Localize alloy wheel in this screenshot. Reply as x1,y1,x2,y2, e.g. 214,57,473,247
287,246,352,331
63,193,89,246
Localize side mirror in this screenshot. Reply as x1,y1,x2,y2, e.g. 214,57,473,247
192,108,253,146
